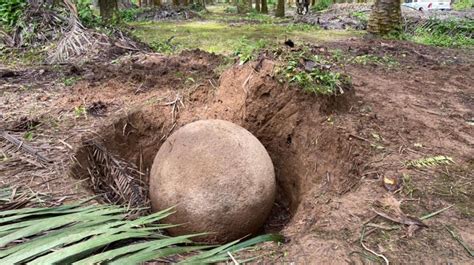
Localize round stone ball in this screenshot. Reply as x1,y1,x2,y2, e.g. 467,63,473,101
149,119,276,243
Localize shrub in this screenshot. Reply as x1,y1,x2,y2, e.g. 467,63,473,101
76,0,101,27
0,0,26,28
453,0,473,10
312,0,333,12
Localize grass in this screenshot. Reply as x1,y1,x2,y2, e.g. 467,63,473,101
129,20,360,55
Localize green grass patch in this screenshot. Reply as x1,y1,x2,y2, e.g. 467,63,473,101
407,19,474,48
129,20,360,55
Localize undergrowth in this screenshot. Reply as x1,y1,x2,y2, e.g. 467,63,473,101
277,50,351,95
311,0,333,12
407,19,474,48
0,0,26,29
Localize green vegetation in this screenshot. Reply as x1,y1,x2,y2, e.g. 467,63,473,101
408,19,474,48
76,0,101,27
278,51,351,95
0,202,283,263
311,0,333,12
130,21,359,55
0,0,26,28
453,0,473,10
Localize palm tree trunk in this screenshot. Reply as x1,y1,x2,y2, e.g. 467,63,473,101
368,0,402,35
261,0,268,13
275,0,284,17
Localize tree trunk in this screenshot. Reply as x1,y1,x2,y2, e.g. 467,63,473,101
367,0,401,35
275,0,284,17
153,0,162,6
255,0,260,12
261,0,268,13
99,0,118,21
173,0,180,5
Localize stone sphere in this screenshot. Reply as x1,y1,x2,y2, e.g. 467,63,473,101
149,119,276,243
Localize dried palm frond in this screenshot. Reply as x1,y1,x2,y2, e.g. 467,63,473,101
0,130,51,167
81,140,149,212
0,203,283,264
48,0,98,63
0,187,53,211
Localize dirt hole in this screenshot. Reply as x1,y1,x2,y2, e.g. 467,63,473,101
70,59,365,233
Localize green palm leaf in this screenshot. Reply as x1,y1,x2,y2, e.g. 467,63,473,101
0,203,283,264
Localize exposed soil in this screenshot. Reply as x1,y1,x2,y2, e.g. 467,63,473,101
1,38,473,263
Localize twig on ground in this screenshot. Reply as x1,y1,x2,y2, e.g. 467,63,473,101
444,225,474,257
420,204,454,220
360,226,389,265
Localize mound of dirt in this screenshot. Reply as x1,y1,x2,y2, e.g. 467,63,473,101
150,119,276,243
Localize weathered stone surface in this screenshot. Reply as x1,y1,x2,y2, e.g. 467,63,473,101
149,119,276,243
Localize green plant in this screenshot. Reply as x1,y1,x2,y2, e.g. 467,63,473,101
351,11,368,23
23,131,33,141
453,0,473,10
409,19,474,48
63,76,80,86
311,0,333,12
405,155,454,168
0,0,26,28
224,6,238,14
119,7,147,22
76,0,101,27
279,52,351,95
233,37,268,64
0,203,284,263
74,105,87,118
149,37,177,54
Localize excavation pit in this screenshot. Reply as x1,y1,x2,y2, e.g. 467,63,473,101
70,59,364,241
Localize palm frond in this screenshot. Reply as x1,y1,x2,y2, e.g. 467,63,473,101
405,155,454,168
0,203,283,264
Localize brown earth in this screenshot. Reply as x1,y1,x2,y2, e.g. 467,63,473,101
1,39,473,263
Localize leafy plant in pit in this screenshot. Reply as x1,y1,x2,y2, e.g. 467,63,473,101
0,0,26,28
0,203,284,264
311,0,333,12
